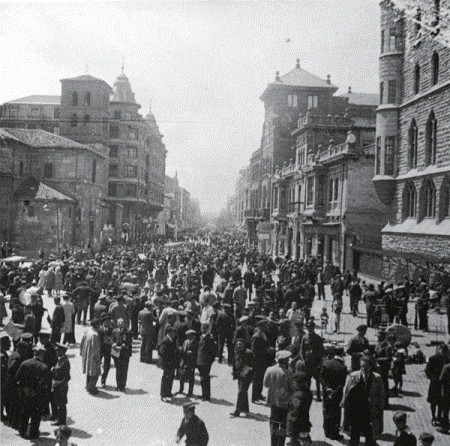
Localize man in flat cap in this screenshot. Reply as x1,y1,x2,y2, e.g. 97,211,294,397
251,320,271,403
347,325,369,372
15,343,52,439
51,343,71,426
177,329,198,397
264,350,294,446
216,303,235,365
80,318,102,395
176,402,209,446
138,301,156,363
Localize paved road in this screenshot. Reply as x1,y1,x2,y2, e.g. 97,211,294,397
1,282,449,446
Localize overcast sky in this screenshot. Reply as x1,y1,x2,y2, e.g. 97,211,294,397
0,1,380,216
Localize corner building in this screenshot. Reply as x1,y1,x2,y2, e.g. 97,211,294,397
373,0,450,280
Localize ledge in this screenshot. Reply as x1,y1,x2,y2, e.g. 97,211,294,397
382,218,450,237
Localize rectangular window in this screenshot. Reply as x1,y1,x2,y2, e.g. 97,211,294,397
30,106,41,117
53,108,60,119
126,184,137,197
129,129,138,140
43,163,53,178
109,125,119,139
126,165,137,178
8,106,18,118
389,28,397,51
385,136,395,175
109,145,119,157
307,177,314,206
108,182,117,197
308,96,318,109
109,164,118,178
92,159,97,183
381,30,385,53
376,137,381,175
379,82,384,104
127,146,138,158
388,80,396,103
114,110,122,120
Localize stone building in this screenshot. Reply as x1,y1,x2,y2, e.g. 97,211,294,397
0,128,107,255
0,95,61,133
373,0,450,281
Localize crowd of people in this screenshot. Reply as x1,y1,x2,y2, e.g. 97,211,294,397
0,235,449,445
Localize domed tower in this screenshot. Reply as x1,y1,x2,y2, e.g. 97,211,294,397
373,0,405,206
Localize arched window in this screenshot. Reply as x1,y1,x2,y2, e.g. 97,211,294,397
404,182,417,218
409,120,418,169
425,112,437,166
431,52,439,86
70,114,77,127
414,64,420,94
334,178,339,202
440,178,450,219
414,8,422,37
71,92,78,106
83,114,90,125
84,92,91,107
422,180,436,218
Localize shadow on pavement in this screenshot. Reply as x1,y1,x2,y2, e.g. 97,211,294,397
93,390,120,399
401,390,422,397
313,441,334,446
124,388,148,395
378,432,397,442
387,404,415,412
245,412,269,422
209,397,234,407
70,427,92,439
30,437,57,446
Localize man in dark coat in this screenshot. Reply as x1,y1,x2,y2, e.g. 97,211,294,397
73,282,93,325
216,303,235,365
438,361,450,433
138,301,156,363
375,330,394,408
197,323,216,401
347,325,369,372
158,325,178,401
177,329,199,397
320,347,348,440
251,321,272,403
300,320,325,401
50,298,65,344
39,330,58,418
51,343,71,426
1,332,11,421
15,344,52,439
176,402,209,446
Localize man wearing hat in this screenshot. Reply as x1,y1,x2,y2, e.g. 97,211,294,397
419,433,434,446
235,316,252,349
177,329,199,396
159,325,178,401
216,303,235,365
375,329,393,408
251,319,271,403
51,343,71,426
15,343,52,439
39,329,58,419
438,358,450,433
1,331,11,421
263,350,294,446
347,325,369,372
138,301,156,363
320,346,348,440
176,402,209,446
341,350,386,446
196,323,216,401
300,320,325,401
80,318,102,395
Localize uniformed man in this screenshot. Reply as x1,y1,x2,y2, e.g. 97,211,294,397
375,329,393,408
15,343,52,439
176,402,209,446
51,343,71,426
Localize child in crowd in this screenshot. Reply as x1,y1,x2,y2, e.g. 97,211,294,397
391,342,406,396
332,295,343,334
393,411,416,446
320,307,329,336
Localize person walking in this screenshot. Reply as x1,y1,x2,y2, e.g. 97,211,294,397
263,350,294,446
176,402,209,446
51,343,71,426
159,325,178,402
346,325,369,372
111,318,132,391
230,338,254,417
50,297,65,344
251,320,271,403
177,329,199,397
197,323,216,401
61,294,75,345
216,303,235,365
80,318,102,395
138,301,156,363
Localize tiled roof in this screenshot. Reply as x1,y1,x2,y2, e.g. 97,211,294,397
5,95,61,105
1,128,87,149
61,74,102,82
13,176,75,202
338,92,378,106
277,67,337,89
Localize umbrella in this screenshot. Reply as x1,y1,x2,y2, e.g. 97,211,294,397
19,286,40,306
1,255,27,263
164,242,185,248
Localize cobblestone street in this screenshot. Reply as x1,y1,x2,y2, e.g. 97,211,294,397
2,280,448,446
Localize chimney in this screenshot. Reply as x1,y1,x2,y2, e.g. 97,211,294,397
326,74,331,85
296,59,300,69
348,86,352,93
275,71,280,81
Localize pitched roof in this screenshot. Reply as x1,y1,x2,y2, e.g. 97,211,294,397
13,176,75,202
60,74,112,90
277,67,337,89
1,128,87,150
111,71,138,104
5,95,61,105
338,92,378,106
351,117,376,128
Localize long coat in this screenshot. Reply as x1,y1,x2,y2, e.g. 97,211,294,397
80,327,101,376
52,354,71,405
341,370,385,438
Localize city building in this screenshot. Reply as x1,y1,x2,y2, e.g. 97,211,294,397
0,128,107,255
373,0,450,280
0,95,61,133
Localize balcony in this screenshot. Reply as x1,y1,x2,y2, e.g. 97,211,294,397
244,208,270,220
293,113,352,134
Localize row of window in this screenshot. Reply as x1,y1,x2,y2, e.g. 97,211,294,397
109,145,138,158
71,92,91,107
287,94,319,109
403,179,450,220
70,114,91,127
109,125,139,140
380,27,401,54
409,112,437,169
375,136,395,175
109,164,139,178
108,182,137,197
42,160,97,183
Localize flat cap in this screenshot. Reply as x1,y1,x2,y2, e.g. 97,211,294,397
239,316,249,323
33,343,46,352
276,350,292,361
183,402,198,411
186,329,196,336
357,324,368,332
21,332,33,341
